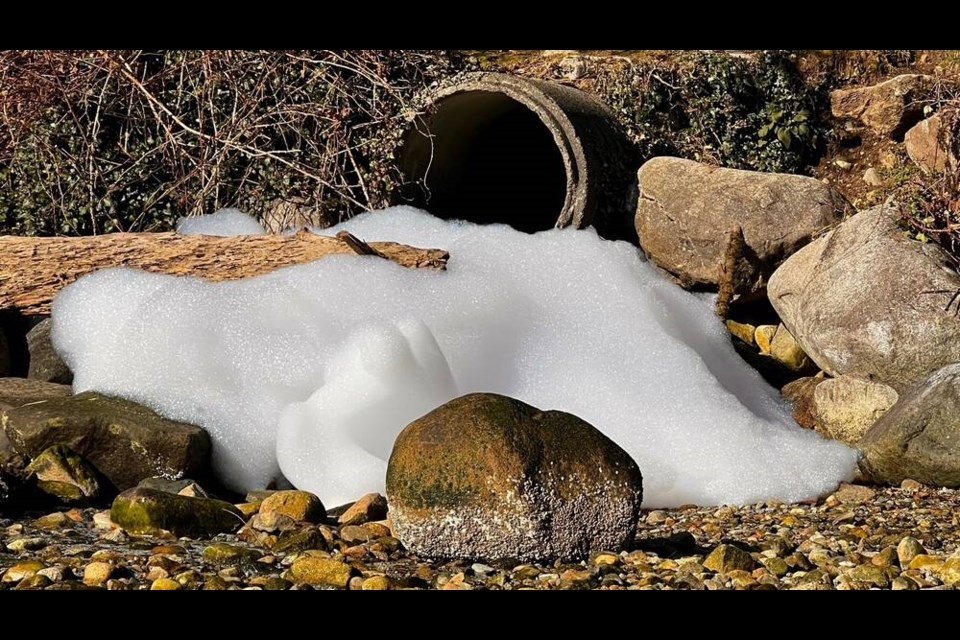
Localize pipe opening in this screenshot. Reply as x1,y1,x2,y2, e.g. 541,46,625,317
400,91,568,234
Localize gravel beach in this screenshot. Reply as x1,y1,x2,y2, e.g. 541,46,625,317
2,483,957,591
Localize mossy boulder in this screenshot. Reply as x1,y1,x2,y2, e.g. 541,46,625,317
26,445,101,503
110,488,242,537
2,392,210,491
387,393,643,562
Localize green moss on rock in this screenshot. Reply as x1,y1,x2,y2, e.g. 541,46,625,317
26,445,100,503
111,488,243,537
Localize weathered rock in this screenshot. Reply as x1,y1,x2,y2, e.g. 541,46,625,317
26,445,101,503
0,378,71,408
860,364,960,487
940,555,960,586
259,491,326,524
338,493,389,526
755,325,778,355
813,376,898,445
781,377,824,430
725,321,756,346
26,319,72,385
635,157,850,290
35,512,74,529
150,578,182,591
340,525,379,545
3,392,210,491
831,75,934,138
847,563,892,588
362,576,390,591
137,477,207,498
901,479,924,492
82,562,114,586
769,325,811,372
202,543,262,566
905,114,957,173
387,393,643,561
1,560,45,583
897,537,926,568
703,544,756,573
891,577,918,591
287,557,352,588
863,168,884,187
110,488,243,537
828,483,877,505
769,205,960,390
273,528,328,554
13,574,52,590
249,511,298,534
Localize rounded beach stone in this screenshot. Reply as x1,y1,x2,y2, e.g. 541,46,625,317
386,393,643,562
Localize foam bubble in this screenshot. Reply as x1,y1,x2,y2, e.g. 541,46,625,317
53,207,857,507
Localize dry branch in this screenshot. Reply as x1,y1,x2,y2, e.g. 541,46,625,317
0,231,449,316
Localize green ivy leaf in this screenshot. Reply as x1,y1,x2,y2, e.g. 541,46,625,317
777,129,793,149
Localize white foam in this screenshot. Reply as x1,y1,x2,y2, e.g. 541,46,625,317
177,208,266,236
52,207,857,507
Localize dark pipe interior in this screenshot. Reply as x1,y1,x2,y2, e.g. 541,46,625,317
400,91,568,233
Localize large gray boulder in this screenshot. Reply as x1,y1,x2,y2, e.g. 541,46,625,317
635,157,850,290
387,393,643,561
860,364,960,487
2,391,210,491
769,204,960,390
831,75,934,139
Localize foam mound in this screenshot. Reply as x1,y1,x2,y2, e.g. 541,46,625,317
177,208,266,236
53,207,857,507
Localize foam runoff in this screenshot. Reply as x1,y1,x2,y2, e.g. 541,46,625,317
177,208,266,236
53,207,857,508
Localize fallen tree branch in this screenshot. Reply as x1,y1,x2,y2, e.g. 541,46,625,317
0,231,449,316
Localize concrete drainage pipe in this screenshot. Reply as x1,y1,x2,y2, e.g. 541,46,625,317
398,73,637,241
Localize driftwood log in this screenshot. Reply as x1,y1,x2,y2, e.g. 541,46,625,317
0,231,449,316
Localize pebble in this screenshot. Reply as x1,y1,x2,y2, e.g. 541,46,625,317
897,537,925,567
703,545,756,573
6,537,47,552
338,493,388,527
259,491,326,524
202,543,263,566
2,560,45,583
151,578,182,591
362,575,390,590
82,562,114,586
287,557,352,588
